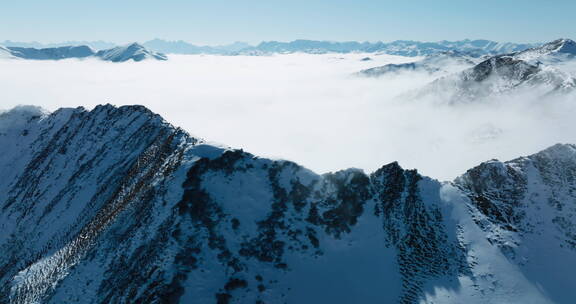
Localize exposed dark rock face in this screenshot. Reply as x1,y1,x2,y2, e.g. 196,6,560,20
455,144,576,252
455,160,527,231
372,163,470,304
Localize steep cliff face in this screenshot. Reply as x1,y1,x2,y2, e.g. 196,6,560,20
1,105,575,304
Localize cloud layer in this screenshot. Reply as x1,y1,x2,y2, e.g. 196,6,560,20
1,54,575,181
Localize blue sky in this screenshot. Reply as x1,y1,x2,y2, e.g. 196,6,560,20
2,0,575,45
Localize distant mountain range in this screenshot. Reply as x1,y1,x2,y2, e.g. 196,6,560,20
1,39,572,75
0,43,167,62
142,39,252,54
2,38,540,56
240,39,539,57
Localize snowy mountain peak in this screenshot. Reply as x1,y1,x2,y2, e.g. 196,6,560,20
514,38,576,61
533,143,576,162
95,42,168,62
124,42,155,53
465,56,540,82
540,38,576,54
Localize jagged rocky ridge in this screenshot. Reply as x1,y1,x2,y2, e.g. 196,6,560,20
0,105,575,304
0,43,167,62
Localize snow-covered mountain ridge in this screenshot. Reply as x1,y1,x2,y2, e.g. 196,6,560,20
0,43,166,62
513,38,576,63
396,39,576,104
95,43,167,62
0,105,575,303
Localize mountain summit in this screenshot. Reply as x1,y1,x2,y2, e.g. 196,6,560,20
514,38,576,62
95,42,168,62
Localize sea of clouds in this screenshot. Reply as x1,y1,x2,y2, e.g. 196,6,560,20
1,53,576,181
